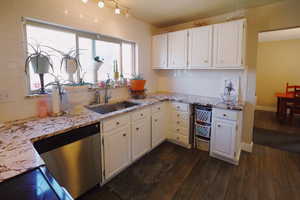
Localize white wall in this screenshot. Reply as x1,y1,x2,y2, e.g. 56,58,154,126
0,0,156,122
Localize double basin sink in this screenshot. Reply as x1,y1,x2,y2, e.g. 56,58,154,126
87,101,140,114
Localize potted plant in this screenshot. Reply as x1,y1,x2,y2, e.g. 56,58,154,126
93,56,104,83
25,43,54,94
130,74,146,91
45,47,81,82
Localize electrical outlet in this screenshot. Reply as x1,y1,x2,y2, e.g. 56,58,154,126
0,89,11,103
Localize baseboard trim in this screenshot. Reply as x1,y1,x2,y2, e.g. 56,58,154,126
242,142,253,153
255,105,276,112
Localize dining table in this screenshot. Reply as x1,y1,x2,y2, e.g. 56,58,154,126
275,92,295,117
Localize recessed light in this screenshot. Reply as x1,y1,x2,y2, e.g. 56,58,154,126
98,0,105,8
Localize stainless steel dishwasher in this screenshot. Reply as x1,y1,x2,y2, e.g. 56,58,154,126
34,123,101,199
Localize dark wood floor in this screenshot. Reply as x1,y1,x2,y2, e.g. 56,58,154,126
254,110,300,135
80,142,300,200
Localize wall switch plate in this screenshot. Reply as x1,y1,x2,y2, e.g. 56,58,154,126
0,89,11,103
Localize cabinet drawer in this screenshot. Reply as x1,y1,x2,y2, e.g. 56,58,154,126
132,107,151,121
103,114,130,132
172,125,189,136
173,133,189,144
152,102,164,114
213,108,238,121
171,102,189,112
172,111,189,121
172,118,189,129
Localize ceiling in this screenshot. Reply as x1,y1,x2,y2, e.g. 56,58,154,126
118,0,284,27
259,28,300,42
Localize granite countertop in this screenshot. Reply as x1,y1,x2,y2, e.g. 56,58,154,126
0,92,243,183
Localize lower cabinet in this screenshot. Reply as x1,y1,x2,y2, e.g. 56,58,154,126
211,119,236,159
210,108,242,165
151,111,166,148
132,118,151,161
103,125,131,180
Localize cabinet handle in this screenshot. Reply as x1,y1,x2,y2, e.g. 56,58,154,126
176,137,180,140
217,125,221,128
123,133,126,137
136,127,139,131
155,119,158,122
223,114,227,117
177,106,180,109
177,121,180,124
116,121,120,125
158,107,161,110
140,113,143,117
177,114,180,117
176,128,180,132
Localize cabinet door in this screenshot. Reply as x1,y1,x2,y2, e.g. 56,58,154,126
132,118,151,161
188,25,213,68
213,19,245,68
152,112,166,148
103,126,131,180
168,30,188,69
211,119,236,159
152,34,168,69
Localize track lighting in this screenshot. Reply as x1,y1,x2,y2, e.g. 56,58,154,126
98,0,105,8
81,0,88,3
115,4,121,15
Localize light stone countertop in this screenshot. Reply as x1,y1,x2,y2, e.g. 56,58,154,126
0,92,243,183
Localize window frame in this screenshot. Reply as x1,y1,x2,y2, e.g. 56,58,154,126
23,17,137,94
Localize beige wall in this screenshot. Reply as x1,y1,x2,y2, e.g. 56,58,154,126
0,0,157,122
256,39,300,110
154,0,300,144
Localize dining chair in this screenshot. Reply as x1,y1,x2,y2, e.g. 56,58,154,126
287,87,300,119
286,82,296,94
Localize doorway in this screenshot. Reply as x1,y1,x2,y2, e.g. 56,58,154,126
253,27,300,153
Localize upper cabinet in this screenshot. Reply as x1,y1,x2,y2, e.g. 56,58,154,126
152,19,246,70
188,25,213,69
152,34,168,69
213,19,246,69
168,30,188,69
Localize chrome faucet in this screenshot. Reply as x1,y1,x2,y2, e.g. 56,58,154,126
104,78,112,104
94,90,101,104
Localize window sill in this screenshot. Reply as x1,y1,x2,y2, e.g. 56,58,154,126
25,93,49,99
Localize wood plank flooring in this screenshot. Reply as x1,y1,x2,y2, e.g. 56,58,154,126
79,142,300,200
254,110,300,135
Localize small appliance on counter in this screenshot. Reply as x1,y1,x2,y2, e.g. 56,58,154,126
193,104,212,151
129,89,147,99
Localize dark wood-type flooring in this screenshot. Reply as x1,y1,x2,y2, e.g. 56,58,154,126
79,142,300,200
254,110,300,135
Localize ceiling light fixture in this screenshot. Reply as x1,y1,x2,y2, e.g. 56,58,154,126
125,9,130,18
98,0,105,8
115,4,121,15
81,0,88,3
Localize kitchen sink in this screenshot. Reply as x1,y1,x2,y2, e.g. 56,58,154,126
87,101,140,114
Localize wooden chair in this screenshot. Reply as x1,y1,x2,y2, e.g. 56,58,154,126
287,87,300,119
286,82,296,94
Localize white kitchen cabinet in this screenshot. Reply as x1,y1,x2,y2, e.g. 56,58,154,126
152,111,166,148
152,34,168,69
168,30,188,69
103,125,131,180
210,108,243,165
188,25,213,69
213,19,246,69
132,118,151,161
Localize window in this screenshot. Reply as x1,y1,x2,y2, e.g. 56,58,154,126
25,20,136,93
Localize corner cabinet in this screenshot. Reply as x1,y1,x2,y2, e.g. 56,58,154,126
168,30,188,69
213,19,246,69
188,25,213,69
152,34,168,69
210,108,243,165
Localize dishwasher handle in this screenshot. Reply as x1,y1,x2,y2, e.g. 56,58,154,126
34,123,100,154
